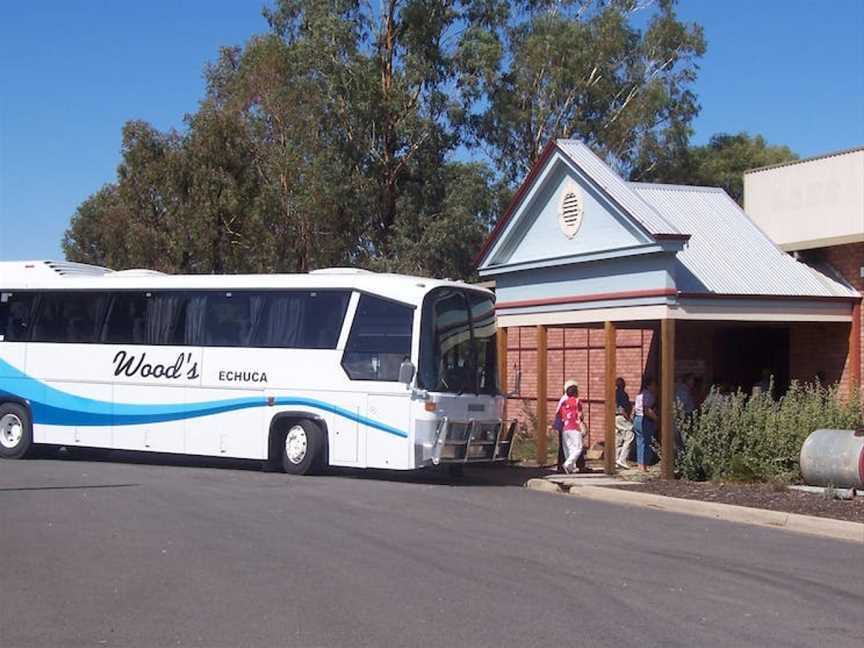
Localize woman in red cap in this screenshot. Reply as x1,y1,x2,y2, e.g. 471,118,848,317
556,378,586,473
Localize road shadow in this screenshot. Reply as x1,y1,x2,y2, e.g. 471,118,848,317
30,446,561,487
34,446,264,473
324,464,562,487
0,483,140,493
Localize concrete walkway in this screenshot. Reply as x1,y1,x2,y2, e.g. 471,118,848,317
526,472,864,544
544,472,643,487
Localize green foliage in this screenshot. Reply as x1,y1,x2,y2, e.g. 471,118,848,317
642,132,798,204
457,0,706,183
65,1,501,277
63,1,711,277
676,382,862,482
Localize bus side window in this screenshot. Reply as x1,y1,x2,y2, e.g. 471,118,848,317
148,293,195,346
303,291,351,349
250,291,350,349
204,293,253,347
0,292,37,342
102,293,149,344
341,295,413,381
31,292,109,344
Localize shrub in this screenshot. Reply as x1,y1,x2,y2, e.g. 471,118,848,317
676,381,862,482
510,398,558,464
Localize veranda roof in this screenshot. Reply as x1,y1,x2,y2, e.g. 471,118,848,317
630,182,858,299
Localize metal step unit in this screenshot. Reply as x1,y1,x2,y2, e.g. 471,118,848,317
431,418,518,464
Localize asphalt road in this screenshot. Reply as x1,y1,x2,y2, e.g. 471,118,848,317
1,453,862,648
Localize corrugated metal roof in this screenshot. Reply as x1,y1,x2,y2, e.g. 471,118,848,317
556,139,683,237
630,183,859,298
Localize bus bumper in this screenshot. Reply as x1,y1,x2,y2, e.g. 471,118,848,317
427,418,518,465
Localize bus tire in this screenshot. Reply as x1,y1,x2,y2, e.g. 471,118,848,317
0,402,34,460
280,420,323,475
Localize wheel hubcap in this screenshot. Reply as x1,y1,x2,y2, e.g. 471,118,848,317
285,425,308,464
0,413,24,449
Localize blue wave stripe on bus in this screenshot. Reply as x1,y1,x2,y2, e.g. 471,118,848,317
0,358,407,438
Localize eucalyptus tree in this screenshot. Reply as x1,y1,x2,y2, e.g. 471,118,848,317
455,0,706,183
64,0,707,278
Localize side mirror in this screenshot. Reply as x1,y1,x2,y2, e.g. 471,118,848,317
398,360,416,387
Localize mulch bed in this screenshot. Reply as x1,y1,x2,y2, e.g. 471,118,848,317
628,479,864,523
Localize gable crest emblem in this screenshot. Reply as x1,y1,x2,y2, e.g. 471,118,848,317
558,183,584,239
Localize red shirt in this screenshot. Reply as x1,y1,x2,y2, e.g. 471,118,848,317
557,396,583,431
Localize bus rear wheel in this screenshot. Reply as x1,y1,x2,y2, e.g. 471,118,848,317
0,403,34,460
280,420,323,475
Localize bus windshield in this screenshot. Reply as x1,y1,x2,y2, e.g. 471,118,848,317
418,287,499,395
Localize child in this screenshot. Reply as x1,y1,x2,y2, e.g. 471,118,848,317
557,379,585,473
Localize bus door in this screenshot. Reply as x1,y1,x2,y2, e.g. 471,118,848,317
339,292,414,469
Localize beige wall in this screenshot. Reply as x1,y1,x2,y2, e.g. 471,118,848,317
744,149,864,251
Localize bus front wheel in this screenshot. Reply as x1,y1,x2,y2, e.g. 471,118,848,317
280,420,323,475
0,403,34,460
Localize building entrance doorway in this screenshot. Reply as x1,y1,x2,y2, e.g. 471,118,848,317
713,326,790,397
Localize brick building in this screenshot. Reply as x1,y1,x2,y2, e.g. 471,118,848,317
476,140,861,476
744,147,863,402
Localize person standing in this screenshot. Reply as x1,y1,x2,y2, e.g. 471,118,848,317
674,373,696,452
633,376,658,471
614,377,634,469
556,379,585,474
674,374,696,414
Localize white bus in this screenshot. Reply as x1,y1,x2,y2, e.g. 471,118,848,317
0,261,515,474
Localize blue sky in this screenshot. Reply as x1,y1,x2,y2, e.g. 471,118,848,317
1,0,862,262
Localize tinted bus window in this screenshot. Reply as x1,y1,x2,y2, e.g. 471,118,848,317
466,291,498,395
342,295,413,381
418,288,498,395
102,293,149,344
31,292,109,343
0,292,37,342
102,292,203,346
418,288,474,393
38,289,350,348
205,291,350,349
205,292,255,347
296,291,351,349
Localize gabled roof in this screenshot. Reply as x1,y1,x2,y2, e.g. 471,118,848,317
556,140,683,237
474,139,687,267
475,138,858,304
630,183,859,299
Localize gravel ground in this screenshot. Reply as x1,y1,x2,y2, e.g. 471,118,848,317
628,479,864,523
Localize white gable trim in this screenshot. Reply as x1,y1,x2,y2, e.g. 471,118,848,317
480,150,658,270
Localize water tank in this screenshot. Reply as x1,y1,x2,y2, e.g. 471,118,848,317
799,428,864,489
